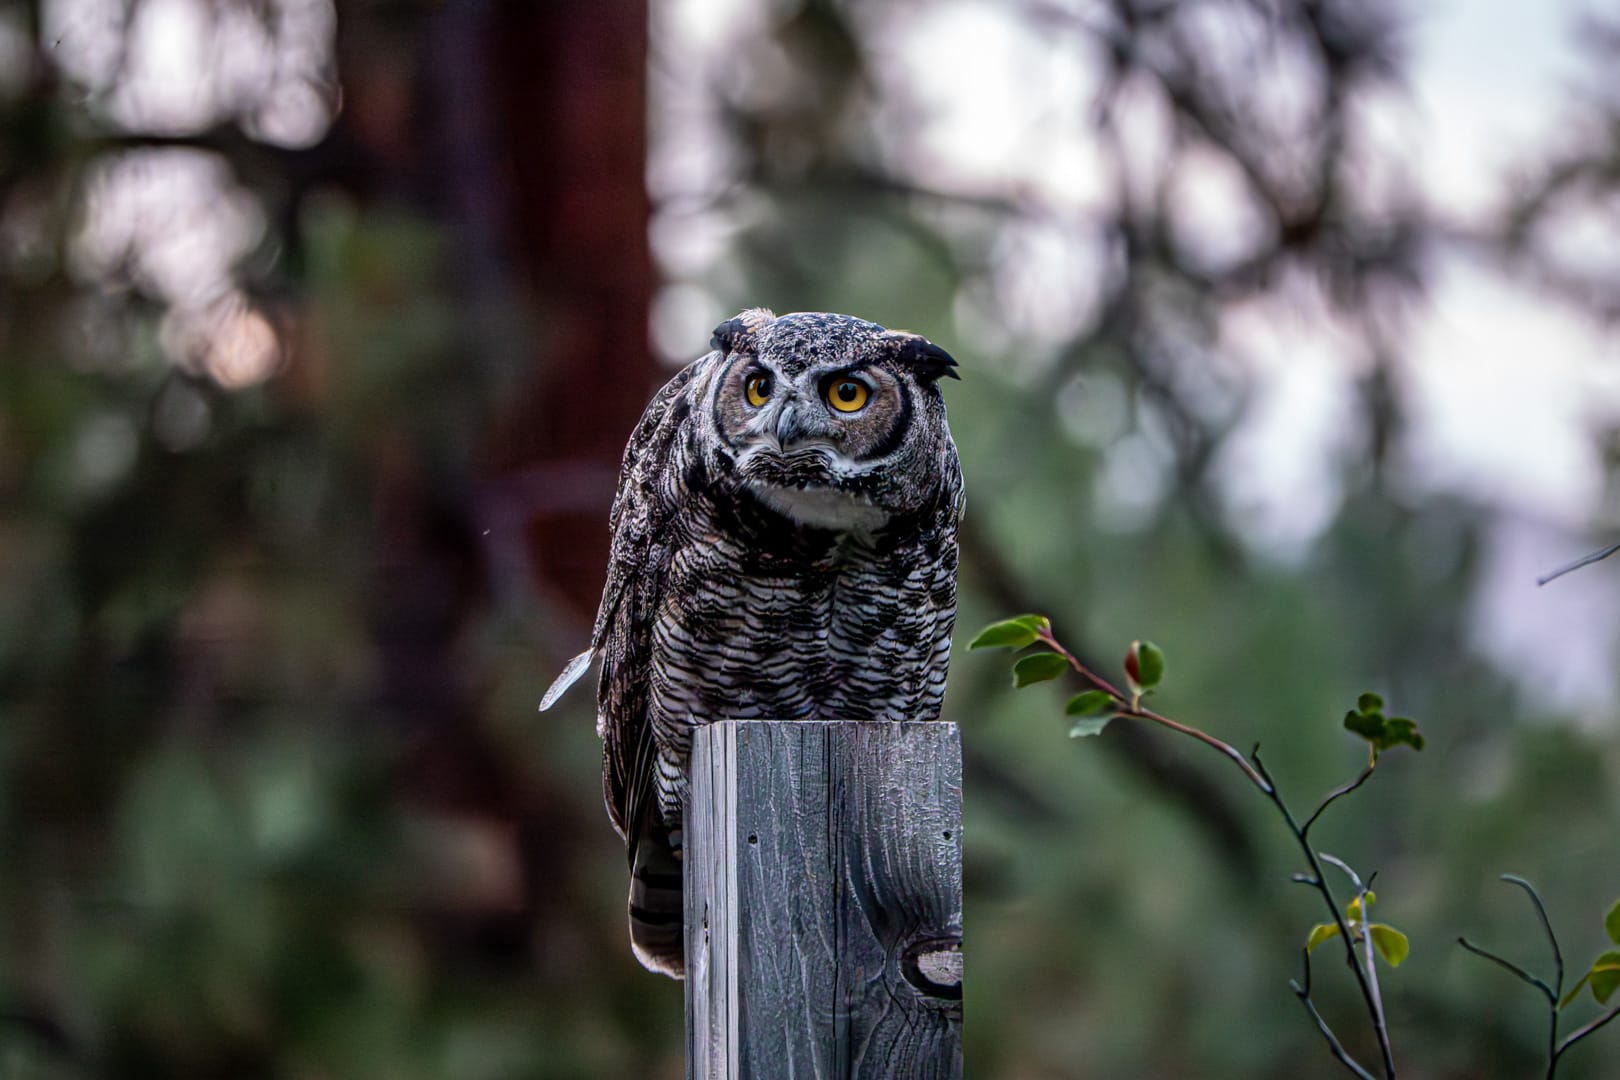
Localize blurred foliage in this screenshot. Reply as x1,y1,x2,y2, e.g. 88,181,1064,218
0,0,680,1076
658,0,1620,1076
1,0,1619,1078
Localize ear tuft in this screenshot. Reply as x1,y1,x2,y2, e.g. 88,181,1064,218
886,335,960,382
710,308,776,355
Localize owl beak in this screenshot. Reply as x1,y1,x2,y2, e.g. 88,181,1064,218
774,402,805,446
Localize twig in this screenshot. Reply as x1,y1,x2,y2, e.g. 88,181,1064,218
1324,855,1395,1076
1291,950,1379,1080
1302,758,1376,838
1537,542,1620,585
1254,752,1398,1079
1455,938,1555,1003
1456,875,1573,1079
959,521,1261,872
1036,626,1273,794
1553,1003,1620,1075
1502,874,1564,994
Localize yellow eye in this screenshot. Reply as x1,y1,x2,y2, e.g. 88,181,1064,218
826,379,869,413
745,372,772,407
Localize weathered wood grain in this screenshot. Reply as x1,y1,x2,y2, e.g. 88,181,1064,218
685,720,964,1080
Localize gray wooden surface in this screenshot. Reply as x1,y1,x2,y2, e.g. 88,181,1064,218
685,720,964,1080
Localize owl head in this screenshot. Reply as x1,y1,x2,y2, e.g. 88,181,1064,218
696,308,959,531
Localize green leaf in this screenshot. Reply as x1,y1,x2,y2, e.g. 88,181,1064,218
1306,923,1341,954
1381,717,1425,752
1565,953,1620,1008
1065,690,1113,716
1346,891,1376,920
1012,652,1068,688
1068,716,1114,739
1369,924,1409,967
1590,950,1620,1005
1561,973,1592,1010
968,615,1048,651
1343,709,1382,739
1605,898,1620,946
1127,640,1165,690
1342,706,1425,753
1357,691,1384,714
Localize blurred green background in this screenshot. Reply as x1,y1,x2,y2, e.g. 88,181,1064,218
3,0,1620,1076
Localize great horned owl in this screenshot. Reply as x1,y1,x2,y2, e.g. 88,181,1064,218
541,308,963,978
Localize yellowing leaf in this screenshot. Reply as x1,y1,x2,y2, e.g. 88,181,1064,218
1561,973,1591,1010
1559,953,1620,1009
1346,891,1376,921
1306,923,1341,954
1369,924,1409,967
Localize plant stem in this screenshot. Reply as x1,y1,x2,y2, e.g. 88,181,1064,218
1295,986,1380,1078
1537,541,1620,586
1038,621,1397,1077
1292,949,1378,1079
1302,758,1375,838
1459,875,1568,1078
1551,1002,1620,1077
1254,754,1398,1079
1037,627,1273,793
1352,873,1393,1074
1454,938,1555,1003
1501,874,1564,995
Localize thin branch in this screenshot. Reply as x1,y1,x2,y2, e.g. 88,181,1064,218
1457,875,1570,1078
1302,758,1376,838
1291,951,1379,1080
1034,625,1129,701
1552,1002,1620,1073
1323,854,1395,1077
1537,542,1620,586
1254,752,1398,1079
1320,853,1366,892
960,523,1261,872
1036,626,1273,794
1455,938,1556,1004
1502,874,1564,995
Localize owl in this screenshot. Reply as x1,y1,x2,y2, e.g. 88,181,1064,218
540,308,963,978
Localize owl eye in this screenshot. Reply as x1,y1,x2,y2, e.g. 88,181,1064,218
744,372,772,408
825,378,870,413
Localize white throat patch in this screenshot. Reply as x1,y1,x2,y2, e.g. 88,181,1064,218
749,483,890,532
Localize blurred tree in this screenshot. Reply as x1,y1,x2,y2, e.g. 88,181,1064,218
0,0,681,1076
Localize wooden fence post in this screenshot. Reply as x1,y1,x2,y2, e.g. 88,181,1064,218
685,720,964,1079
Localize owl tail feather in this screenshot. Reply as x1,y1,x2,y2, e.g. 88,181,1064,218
628,814,686,979
538,649,594,712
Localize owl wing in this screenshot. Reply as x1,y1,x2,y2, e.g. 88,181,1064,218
921,439,965,719
592,361,702,843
